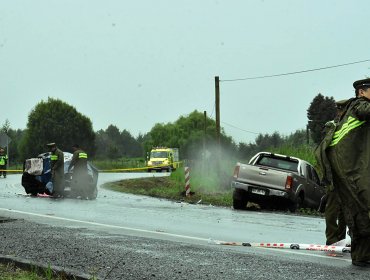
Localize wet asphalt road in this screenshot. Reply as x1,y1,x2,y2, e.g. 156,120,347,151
0,173,369,279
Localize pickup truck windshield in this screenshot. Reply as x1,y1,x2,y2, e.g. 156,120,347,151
257,156,298,172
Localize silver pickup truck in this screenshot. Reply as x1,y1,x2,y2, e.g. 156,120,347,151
231,152,325,212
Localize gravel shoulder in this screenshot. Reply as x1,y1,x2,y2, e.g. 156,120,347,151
0,217,260,280
1,217,369,280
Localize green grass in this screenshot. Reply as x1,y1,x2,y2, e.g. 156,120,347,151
0,263,53,280
100,158,232,207
0,263,98,280
102,165,234,207
91,157,146,171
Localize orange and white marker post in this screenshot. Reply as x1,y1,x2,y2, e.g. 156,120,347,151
184,166,191,197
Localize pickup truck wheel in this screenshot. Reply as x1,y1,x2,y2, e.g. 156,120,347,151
233,199,247,210
297,195,304,209
232,189,247,210
288,196,303,212
233,199,246,210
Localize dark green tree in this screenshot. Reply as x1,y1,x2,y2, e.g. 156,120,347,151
255,133,273,151
238,142,256,160
1,119,11,134
0,120,26,164
5,128,25,164
106,125,121,144
144,110,237,159
19,98,95,159
307,93,336,145
120,129,143,157
95,125,143,159
286,129,308,146
107,145,120,159
95,129,109,158
238,129,312,161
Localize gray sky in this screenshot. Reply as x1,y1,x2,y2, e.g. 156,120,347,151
1,0,369,144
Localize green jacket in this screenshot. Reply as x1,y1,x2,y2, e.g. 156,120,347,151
315,97,370,188
68,149,88,173
315,120,336,190
50,148,64,176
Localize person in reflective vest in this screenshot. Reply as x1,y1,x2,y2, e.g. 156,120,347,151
68,144,89,198
46,143,64,197
0,148,8,178
319,78,370,267
315,100,348,246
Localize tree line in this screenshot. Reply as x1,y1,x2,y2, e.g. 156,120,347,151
1,94,337,164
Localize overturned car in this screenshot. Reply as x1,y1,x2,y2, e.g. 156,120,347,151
21,152,99,199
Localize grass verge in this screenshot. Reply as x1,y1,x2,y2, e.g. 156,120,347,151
101,168,323,217
102,174,233,207
0,263,55,280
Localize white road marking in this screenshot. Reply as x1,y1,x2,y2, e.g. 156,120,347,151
0,207,207,241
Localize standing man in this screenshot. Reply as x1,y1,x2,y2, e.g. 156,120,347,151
315,100,347,246
319,78,370,267
0,148,8,178
47,143,64,197
68,144,88,198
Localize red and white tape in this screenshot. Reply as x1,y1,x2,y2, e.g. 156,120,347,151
208,239,351,254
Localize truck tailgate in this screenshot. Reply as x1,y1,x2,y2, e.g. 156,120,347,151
237,164,289,190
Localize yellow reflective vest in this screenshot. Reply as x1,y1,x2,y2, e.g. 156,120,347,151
0,153,8,166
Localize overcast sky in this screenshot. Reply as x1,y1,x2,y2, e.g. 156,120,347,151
1,0,369,144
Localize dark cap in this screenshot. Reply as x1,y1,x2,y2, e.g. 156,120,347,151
353,78,370,89
46,143,56,147
72,144,80,148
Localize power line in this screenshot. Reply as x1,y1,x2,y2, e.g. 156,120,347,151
207,104,260,135
207,111,261,135
221,59,370,82
209,103,215,118
220,120,260,135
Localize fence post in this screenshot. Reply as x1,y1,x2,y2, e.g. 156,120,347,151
184,166,191,197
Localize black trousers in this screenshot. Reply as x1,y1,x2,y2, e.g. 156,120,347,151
327,148,370,262
0,165,6,177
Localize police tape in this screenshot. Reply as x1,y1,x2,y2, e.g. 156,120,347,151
0,161,184,173
0,169,23,173
98,161,184,173
1,167,159,173
98,166,151,172
0,167,168,173
208,238,351,254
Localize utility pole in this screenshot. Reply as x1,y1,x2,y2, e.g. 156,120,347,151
214,77,221,185
306,124,310,145
203,111,207,175
215,76,220,145
203,110,207,152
